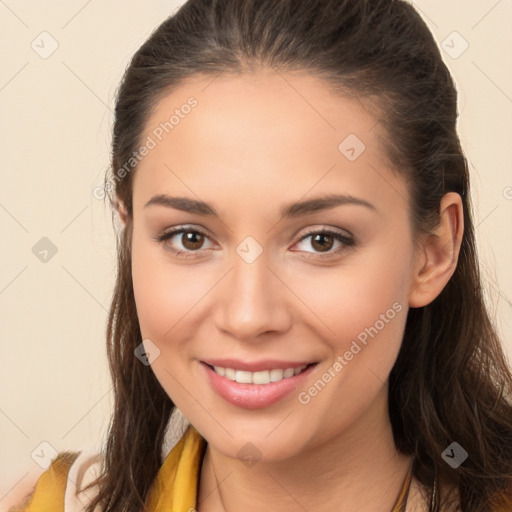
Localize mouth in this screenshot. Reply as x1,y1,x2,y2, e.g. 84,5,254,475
204,362,315,384
200,360,319,409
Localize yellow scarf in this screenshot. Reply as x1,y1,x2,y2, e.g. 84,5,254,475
28,424,512,512
145,423,206,511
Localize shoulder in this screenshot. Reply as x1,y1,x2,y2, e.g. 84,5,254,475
7,448,103,512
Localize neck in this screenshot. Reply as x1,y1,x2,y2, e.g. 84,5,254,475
197,387,413,512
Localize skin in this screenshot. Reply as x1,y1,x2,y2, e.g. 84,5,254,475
122,68,463,512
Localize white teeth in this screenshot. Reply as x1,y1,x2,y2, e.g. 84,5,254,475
214,366,225,376
252,370,271,384
283,368,295,378
212,364,308,384
270,369,284,382
235,370,253,384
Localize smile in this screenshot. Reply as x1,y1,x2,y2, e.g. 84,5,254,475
200,360,318,409
210,364,309,384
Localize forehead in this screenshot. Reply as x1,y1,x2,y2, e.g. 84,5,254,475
132,69,406,217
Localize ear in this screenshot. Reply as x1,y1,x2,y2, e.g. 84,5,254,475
408,192,464,308
117,200,129,226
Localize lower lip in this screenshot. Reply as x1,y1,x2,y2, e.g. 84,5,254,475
200,362,317,409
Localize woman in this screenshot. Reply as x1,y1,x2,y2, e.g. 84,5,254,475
12,0,512,511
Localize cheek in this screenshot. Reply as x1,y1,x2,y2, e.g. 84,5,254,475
289,251,411,438
131,233,206,406
131,233,207,342
290,244,412,349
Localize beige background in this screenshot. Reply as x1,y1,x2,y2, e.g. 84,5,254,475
1,1,511,509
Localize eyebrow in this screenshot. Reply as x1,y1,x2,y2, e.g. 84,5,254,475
143,193,376,218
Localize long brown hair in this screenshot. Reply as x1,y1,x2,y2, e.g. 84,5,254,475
85,1,512,510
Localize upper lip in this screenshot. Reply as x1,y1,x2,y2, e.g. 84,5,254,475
201,358,316,372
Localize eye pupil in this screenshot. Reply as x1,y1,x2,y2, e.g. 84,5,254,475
311,233,334,252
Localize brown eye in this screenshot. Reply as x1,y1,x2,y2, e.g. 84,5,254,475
294,228,355,258
310,233,335,252
155,226,215,258
181,231,205,250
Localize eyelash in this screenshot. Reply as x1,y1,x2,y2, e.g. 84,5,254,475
153,225,355,260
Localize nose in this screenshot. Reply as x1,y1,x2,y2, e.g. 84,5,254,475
213,252,292,342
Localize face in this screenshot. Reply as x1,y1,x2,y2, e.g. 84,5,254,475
129,69,420,462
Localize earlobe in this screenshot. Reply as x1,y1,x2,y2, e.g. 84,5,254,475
408,192,464,308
